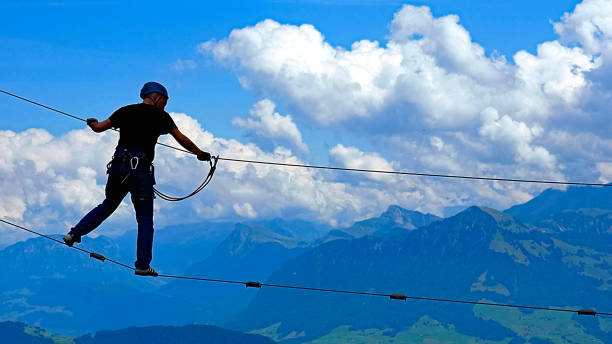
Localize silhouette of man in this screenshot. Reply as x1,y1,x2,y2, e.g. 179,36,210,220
63,82,210,276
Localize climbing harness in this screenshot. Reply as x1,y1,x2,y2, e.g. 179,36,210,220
106,147,219,202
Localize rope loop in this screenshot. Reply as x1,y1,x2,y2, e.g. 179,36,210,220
153,155,219,202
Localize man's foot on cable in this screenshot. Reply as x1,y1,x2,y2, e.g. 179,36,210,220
134,266,158,277
63,233,81,247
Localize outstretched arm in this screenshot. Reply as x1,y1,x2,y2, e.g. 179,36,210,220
87,118,112,133
170,127,207,158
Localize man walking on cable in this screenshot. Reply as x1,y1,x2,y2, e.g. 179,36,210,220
63,82,211,276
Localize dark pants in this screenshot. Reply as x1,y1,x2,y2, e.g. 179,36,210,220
70,156,155,270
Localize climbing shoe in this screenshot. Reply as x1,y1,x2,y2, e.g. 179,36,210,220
63,233,81,247
134,267,158,277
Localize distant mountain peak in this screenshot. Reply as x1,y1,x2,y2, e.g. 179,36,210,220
218,223,305,257
246,218,331,243
478,206,511,222
444,206,532,234
330,205,442,239
505,185,612,224
381,205,435,229
382,204,410,216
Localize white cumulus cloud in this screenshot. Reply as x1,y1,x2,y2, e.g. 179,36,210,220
329,144,397,182
596,162,612,183
232,99,308,152
198,0,612,202
479,107,556,170
554,0,612,57
200,19,399,124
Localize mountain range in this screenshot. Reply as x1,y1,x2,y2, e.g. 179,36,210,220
0,185,611,343
228,186,612,343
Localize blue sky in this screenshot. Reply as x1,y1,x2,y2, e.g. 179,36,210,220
2,0,579,136
2,0,611,244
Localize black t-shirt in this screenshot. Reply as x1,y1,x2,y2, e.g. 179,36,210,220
109,103,177,160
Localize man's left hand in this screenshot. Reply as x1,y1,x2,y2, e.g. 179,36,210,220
197,151,212,161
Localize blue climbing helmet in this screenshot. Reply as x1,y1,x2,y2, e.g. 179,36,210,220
140,82,168,99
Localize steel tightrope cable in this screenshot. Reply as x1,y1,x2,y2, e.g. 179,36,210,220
2,89,611,187
0,218,610,317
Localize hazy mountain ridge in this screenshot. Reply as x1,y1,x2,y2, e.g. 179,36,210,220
215,223,309,254
112,221,235,273
381,205,442,229
505,185,612,224
245,218,331,243
310,205,442,244
0,321,57,343
1,189,612,342
160,222,316,324
0,321,276,344
75,324,276,344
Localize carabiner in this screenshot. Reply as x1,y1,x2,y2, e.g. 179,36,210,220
130,157,139,170
210,155,219,168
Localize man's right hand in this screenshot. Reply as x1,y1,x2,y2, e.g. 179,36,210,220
197,151,212,161
87,118,112,133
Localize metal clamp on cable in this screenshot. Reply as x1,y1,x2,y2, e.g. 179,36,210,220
390,294,408,301
89,252,106,262
578,309,597,316
246,281,262,288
